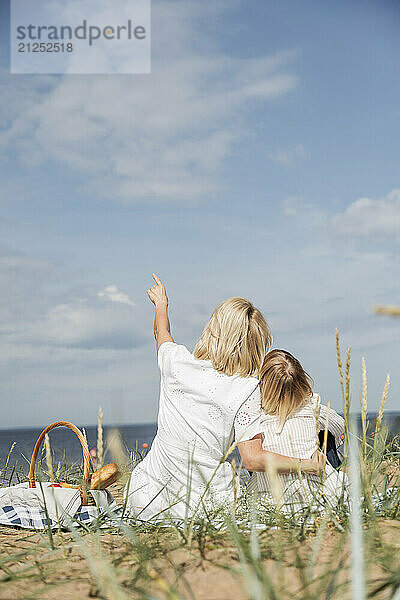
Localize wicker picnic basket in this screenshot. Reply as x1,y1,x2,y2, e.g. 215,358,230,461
28,421,91,505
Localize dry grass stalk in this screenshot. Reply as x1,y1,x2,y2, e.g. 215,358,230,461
106,428,128,488
107,428,126,466
322,401,330,459
336,328,344,391
97,406,104,468
345,346,351,420
375,305,400,317
5,441,16,464
264,454,284,509
361,357,367,412
336,329,351,455
2,441,16,485
314,394,321,447
349,418,365,600
82,427,93,470
343,346,351,456
374,375,390,454
148,567,181,600
320,401,330,486
361,357,368,459
44,434,55,483
231,458,238,515
68,529,129,600
82,427,88,447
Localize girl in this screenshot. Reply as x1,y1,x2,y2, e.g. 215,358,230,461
249,349,348,511
126,276,322,522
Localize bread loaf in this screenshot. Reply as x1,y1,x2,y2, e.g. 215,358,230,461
90,462,121,490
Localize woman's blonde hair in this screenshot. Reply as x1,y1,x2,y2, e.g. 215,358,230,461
259,349,313,429
193,297,271,377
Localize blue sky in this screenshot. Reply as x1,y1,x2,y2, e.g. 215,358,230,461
0,0,399,428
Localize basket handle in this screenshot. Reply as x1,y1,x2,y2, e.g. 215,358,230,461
28,421,91,506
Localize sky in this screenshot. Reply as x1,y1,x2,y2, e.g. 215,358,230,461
0,0,399,429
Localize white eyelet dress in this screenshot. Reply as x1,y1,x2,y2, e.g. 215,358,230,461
125,342,263,522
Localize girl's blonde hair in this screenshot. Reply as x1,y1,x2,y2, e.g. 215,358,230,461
193,297,271,377
259,349,313,428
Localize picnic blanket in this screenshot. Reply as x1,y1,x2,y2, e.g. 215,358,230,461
0,482,119,530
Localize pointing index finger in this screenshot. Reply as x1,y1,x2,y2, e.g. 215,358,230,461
152,273,162,286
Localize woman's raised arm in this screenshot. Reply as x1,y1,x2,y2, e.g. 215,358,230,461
147,274,174,351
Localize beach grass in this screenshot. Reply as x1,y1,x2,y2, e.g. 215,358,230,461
0,337,399,599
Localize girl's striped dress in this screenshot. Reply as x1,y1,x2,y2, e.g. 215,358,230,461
248,394,348,511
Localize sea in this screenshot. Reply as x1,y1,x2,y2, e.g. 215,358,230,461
1,413,400,477
0,423,157,478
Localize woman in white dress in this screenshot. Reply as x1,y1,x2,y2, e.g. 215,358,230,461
126,276,323,522
248,349,348,512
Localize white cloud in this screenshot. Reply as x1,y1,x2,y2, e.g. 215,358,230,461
0,249,143,350
97,285,135,307
0,74,54,133
280,196,327,229
0,248,56,330
282,195,306,216
0,248,153,426
0,1,298,203
331,188,400,239
24,292,142,350
268,144,306,165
